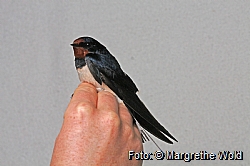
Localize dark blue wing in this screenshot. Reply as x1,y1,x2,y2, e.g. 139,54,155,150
85,53,138,93
85,52,177,144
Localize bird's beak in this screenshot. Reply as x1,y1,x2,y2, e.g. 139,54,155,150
71,43,82,47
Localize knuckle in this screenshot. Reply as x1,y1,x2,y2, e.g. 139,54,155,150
102,111,120,129
75,102,95,117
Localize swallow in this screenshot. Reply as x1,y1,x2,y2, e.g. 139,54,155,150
70,36,177,144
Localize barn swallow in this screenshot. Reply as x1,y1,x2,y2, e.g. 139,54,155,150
70,36,177,144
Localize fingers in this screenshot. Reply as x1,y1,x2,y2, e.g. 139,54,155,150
97,91,133,126
64,82,98,122
97,91,119,114
71,82,98,107
70,84,141,141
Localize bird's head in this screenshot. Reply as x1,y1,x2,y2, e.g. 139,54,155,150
70,36,104,58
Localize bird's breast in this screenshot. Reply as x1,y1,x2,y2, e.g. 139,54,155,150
77,65,103,89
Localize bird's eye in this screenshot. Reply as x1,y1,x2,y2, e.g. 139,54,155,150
78,42,90,47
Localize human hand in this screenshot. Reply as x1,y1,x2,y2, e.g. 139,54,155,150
50,83,143,166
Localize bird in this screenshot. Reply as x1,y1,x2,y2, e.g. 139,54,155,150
70,36,177,144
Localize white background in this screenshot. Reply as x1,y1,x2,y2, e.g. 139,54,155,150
1,1,249,165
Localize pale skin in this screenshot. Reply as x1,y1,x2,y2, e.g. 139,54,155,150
50,83,143,166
